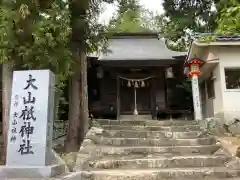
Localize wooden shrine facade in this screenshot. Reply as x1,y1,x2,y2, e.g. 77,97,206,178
88,33,192,120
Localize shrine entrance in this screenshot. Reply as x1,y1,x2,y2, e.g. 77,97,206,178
88,32,191,120
119,76,151,115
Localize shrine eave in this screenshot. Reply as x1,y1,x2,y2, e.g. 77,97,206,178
194,33,240,42
192,33,240,47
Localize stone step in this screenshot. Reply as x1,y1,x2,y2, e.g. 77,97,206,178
96,137,216,146
101,124,201,131
92,145,221,156
148,120,198,126
80,168,240,180
89,155,230,169
97,119,198,126
103,130,205,139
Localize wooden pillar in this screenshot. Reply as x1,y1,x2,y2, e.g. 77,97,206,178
116,75,120,120
151,77,156,119
163,70,168,111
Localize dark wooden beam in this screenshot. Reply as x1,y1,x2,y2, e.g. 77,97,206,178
151,77,157,119
163,69,168,111
116,75,120,120
94,60,183,67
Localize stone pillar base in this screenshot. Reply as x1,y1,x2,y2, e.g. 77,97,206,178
0,164,65,178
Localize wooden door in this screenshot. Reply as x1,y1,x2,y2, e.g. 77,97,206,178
120,86,134,114
136,87,151,114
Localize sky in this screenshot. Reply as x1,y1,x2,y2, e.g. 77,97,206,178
99,0,164,24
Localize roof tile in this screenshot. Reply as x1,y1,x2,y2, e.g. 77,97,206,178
194,33,240,42
98,36,186,61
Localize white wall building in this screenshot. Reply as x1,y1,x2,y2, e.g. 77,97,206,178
186,35,240,123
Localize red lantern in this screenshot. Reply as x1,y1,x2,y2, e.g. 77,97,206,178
185,56,205,77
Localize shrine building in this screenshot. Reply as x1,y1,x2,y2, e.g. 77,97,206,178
88,32,191,120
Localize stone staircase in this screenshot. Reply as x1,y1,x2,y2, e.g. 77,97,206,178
74,119,240,180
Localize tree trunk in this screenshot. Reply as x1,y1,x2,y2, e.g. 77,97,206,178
65,0,89,152
65,46,82,152
80,53,89,135
65,50,89,152
2,63,14,164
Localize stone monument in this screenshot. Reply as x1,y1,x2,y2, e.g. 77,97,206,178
191,75,202,120
0,70,65,178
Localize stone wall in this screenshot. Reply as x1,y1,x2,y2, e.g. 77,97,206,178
200,116,240,136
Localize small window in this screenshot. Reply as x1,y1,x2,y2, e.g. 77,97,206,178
225,68,240,89
206,78,215,99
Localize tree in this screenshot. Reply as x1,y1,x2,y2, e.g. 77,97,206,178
111,0,141,24
65,0,114,152
0,0,71,161
118,0,140,14
160,0,240,51
213,0,240,27
0,0,114,156
108,0,151,33
108,9,150,32
65,0,88,152
160,0,214,51
215,0,240,35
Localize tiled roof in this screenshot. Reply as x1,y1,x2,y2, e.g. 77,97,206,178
193,33,240,42
97,33,186,61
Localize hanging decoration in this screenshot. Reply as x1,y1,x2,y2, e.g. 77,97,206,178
119,76,152,88
165,67,174,79
127,81,131,87
134,81,139,88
